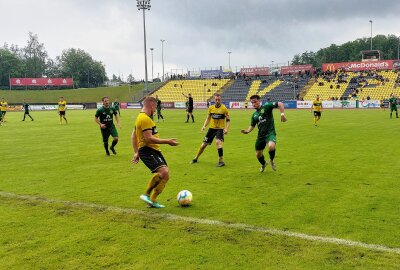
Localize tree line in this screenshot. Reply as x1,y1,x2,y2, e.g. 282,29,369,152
0,32,109,88
291,34,400,67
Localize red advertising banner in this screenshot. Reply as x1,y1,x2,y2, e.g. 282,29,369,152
240,67,270,76
10,78,74,86
280,64,314,75
322,60,395,72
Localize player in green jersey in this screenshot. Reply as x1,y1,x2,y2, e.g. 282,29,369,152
241,95,287,172
112,99,121,116
95,97,121,156
155,95,165,122
389,93,398,119
22,100,34,121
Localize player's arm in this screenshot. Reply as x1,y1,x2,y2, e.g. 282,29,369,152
182,93,188,98
277,101,287,122
142,130,178,146
131,127,140,164
224,113,230,134
201,115,211,132
241,125,255,134
114,113,121,128
94,116,106,129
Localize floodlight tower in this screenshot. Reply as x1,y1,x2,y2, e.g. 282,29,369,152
137,0,151,92
228,51,232,69
369,20,373,50
150,48,154,81
161,39,165,81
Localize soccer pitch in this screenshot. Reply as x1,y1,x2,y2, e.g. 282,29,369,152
1,108,399,269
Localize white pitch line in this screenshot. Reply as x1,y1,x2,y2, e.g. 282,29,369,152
1,191,400,255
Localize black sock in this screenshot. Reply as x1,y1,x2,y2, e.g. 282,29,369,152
111,140,118,149
269,150,276,161
218,148,223,157
257,155,266,165
186,115,189,121
104,142,109,152
191,115,194,122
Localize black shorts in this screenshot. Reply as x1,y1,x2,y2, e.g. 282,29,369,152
1,111,6,116
203,128,224,144
139,146,168,173
100,125,118,142
59,111,66,116
187,107,194,113
313,111,321,117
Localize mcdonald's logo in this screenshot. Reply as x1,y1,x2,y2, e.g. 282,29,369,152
326,64,336,71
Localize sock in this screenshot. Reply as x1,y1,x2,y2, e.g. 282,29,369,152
103,142,109,152
218,148,223,162
269,149,276,161
64,117,68,123
145,173,160,195
257,155,266,165
186,115,189,122
314,117,317,124
111,139,118,149
191,115,195,122
195,145,206,160
150,177,168,202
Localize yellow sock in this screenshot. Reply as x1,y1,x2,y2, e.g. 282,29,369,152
150,177,168,202
145,173,160,195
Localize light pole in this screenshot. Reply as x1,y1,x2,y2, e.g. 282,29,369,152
228,51,232,69
137,0,151,93
161,39,165,81
397,37,399,60
150,48,154,82
369,20,373,50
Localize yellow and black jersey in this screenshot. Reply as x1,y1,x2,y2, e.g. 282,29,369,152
208,104,229,129
312,99,322,112
135,112,160,151
58,100,67,111
0,101,7,112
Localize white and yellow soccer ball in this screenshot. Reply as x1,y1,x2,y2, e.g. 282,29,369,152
177,190,193,206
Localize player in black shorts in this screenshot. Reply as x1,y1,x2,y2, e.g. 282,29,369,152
182,93,195,123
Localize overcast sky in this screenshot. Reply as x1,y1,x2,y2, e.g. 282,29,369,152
1,0,400,80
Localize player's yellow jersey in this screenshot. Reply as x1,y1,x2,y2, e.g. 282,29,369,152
135,112,160,151
0,101,7,112
58,100,67,111
208,104,229,129
312,99,322,112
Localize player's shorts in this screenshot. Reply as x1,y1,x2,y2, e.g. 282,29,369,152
255,134,276,151
100,125,118,142
203,128,224,144
187,106,194,113
24,111,30,115
390,106,398,112
139,146,168,173
1,111,6,116
59,111,66,116
157,109,162,114
313,111,321,117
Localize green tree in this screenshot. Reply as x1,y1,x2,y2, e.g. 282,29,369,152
0,47,25,87
23,32,48,77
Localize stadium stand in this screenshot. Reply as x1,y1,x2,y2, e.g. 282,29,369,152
151,79,230,102
221,75,310,102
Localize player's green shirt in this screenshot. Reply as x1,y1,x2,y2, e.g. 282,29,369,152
157,99,162,111
23,103,30,113
95,106,117,128
113,101,120,110
250,101,279,138
389,97,397,108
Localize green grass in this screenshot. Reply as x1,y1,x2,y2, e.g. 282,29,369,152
0,83,161,103
1,109,399,269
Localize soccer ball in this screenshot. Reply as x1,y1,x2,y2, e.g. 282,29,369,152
177,190,193,206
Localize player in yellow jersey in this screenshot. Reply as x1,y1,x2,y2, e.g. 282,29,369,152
191,93,230,167
1,98,8,122
132,96,179,208
311,95,322,126
58,97,68,124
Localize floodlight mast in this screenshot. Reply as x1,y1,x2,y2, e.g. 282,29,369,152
137,0,151,93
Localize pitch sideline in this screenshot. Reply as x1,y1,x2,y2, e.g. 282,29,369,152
1,191,399,255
